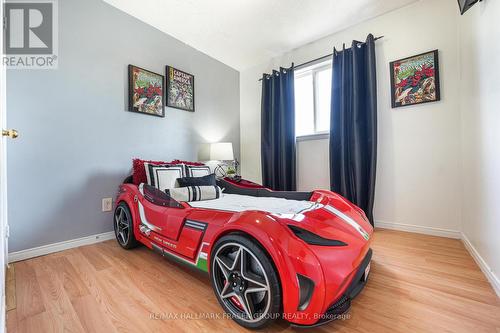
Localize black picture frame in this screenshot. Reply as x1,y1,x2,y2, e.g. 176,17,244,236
166,66,195,112
128,65,165,117
389,50,441,108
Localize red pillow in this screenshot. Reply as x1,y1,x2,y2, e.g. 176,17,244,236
132,158,205,185
170,159,205,166
132,159,168,185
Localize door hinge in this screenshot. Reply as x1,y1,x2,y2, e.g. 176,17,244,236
5,224,9,238
3,16,6,31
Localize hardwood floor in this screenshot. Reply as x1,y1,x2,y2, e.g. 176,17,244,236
6,229,500,333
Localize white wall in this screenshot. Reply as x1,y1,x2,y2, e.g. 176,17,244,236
296,137,330,191
6,0,240,252
458,0,500,293
240,0,462,234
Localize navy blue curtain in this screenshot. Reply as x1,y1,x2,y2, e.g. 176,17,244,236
261,67,296,191
329,34,377,225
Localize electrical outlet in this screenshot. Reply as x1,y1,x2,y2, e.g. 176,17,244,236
102,198,113,212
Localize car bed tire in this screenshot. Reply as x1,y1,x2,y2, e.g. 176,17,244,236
210,234,282,329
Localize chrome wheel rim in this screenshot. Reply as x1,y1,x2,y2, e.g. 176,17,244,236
114,206,130,246
212,243,271,323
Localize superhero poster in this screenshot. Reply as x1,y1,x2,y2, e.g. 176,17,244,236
390,50,440,108
129,65,165,117
166,66,195,112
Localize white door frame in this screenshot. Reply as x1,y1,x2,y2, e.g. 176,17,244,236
0,0,8,331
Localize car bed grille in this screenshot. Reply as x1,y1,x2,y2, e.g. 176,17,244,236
327,294,351,315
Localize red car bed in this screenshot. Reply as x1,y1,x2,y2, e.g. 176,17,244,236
114,175,373,328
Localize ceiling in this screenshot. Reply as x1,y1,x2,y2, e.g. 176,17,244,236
103,0,418,70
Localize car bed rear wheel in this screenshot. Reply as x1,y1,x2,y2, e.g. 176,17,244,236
114,202,138,249
210,234,281,329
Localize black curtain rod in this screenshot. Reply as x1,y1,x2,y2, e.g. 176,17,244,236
258,35,383,81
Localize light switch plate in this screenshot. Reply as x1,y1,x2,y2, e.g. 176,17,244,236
102,198,113,212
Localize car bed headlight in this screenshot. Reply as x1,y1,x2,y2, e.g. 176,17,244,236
288,225,347,246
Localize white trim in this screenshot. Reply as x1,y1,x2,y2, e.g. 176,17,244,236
8,231,115,263
1,2,7,331
295,58,332,74
461,232,500,297
375,220,461,239
296,132,329,142
375,220,499,296
138,200,162,232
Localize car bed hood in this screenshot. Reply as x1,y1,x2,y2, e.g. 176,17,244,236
277,190,373,245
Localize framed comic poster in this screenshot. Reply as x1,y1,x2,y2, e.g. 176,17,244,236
128,65,165,117
166,66,195,112
390,50,440,108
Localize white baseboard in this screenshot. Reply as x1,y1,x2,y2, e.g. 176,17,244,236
375,220,461,239
461,232,500,297
8,231,115,263
375,221,499,296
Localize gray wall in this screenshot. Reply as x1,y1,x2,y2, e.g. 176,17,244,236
6,0,240,252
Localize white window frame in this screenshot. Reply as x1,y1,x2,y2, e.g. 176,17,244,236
294,59,332,139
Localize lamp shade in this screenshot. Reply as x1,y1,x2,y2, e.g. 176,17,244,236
210,142,234,161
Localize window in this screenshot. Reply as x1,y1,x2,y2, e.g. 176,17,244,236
294,60,332,137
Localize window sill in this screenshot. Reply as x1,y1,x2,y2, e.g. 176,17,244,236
296,133,330,142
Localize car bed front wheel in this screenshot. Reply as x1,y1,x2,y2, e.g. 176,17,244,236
114,202,138,249
210,234,281,329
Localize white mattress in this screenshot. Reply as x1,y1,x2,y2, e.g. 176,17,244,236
187,193,317,214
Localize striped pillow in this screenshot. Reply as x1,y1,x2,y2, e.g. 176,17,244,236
185,165,211,177
145,163,185,191
166,185,222,202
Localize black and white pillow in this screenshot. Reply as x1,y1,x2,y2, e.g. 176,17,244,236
177,173,216,187
145,163,185,191
185,165,211,177
166,185,222,202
